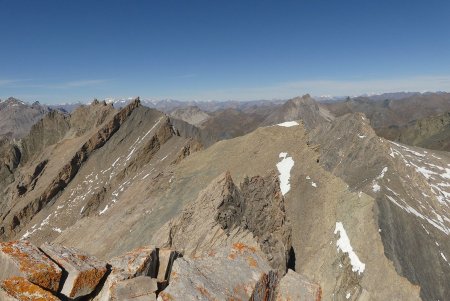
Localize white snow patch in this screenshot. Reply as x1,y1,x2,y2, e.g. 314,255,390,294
276,152,294,195
441,252,448,262
334,222,366,274
376,167,388,180
372,183,380,192
160,155,168,161
277,121,299,127
52,227,62,233
99,205,109,215
346,292,351,299
311,182,317,188
111,157,120,167
357,134,366,139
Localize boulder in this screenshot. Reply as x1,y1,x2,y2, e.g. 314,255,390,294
0,240,62,291
108,245,158,278
0,277,61,301
40,242,107,299
114,276,157,301
94,246,158,301
276,269,322,301
158,243,278,301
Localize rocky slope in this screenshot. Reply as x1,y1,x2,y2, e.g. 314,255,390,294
0,98,52,139
376,111,450,151
310,113,450,301
169,105,210,125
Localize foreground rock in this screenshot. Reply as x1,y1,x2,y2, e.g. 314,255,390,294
158,243,278,301
276,269,321,301
0,240,62,292
113,276,157,301
94,246,159,301
40,242,107,299
0,277,61,301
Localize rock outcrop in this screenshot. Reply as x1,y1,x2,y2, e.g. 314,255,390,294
158,243,279,301
154,171,292,275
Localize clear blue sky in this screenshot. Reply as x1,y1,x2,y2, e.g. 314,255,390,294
1,0,449,103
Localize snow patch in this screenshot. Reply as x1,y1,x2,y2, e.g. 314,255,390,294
277,121,299,127
334,222,366,274
99,205,109,215
277,152,294,195
372,183,380,192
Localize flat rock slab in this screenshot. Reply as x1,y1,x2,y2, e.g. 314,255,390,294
40,242,107,299
114,276,157,301
158,243,278,301
94,246,158,301
276,269,322,301
0,277,61,301
0,240,62,291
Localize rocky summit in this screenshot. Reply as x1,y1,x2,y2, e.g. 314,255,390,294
0,94,449,300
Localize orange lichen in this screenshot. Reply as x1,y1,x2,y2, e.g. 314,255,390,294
247,257,258,268
232,243,256,253
1,277,60,301
159,291,174,301
0,241,61,291
69,268,107,297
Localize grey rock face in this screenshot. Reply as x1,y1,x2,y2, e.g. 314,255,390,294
154,171,292,275
157,245,278,301
276,269,322,301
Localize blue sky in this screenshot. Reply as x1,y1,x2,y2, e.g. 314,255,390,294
1,0,449,103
